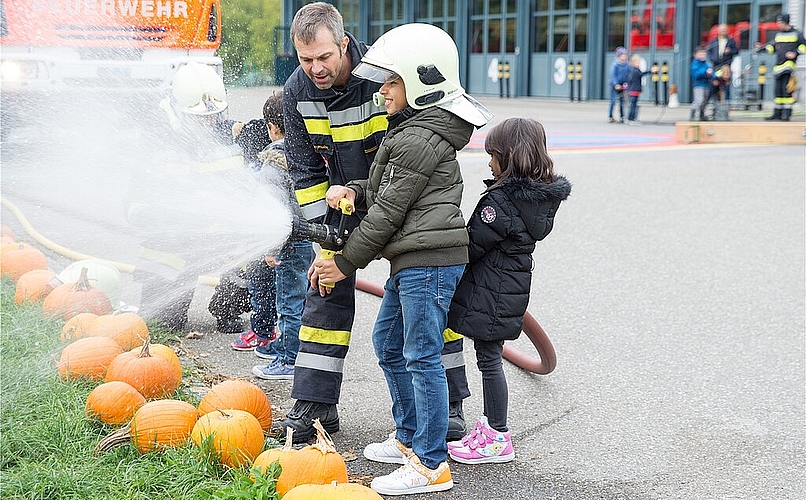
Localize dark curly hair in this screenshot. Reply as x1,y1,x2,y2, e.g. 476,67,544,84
262,92,284,133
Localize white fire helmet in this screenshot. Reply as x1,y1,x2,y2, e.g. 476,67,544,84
170,62,228,116
353,23,492,127
55,260,122,309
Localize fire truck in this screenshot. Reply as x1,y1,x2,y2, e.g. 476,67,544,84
1,0,222,134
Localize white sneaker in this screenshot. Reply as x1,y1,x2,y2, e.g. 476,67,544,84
370,455,453,496
363,432,413,464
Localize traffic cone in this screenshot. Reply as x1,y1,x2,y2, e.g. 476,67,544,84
668,83,680,108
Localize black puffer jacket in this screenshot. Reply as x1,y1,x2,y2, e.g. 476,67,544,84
447,176,572,341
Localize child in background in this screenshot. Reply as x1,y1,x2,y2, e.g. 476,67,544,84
608,46,630,123
445,118,571,465
250,93,314,379
623,54,659,125
690,46,713,121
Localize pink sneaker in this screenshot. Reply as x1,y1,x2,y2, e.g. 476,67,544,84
448,416,514,464
447,419,485,450
230,330,269,351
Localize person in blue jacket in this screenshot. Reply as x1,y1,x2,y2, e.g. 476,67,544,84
608,47,630,123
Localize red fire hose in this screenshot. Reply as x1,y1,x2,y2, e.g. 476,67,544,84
355,277,556,375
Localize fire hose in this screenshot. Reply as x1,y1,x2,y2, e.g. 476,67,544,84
290,205,557,375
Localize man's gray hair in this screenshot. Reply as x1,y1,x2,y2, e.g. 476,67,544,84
290,2,345,46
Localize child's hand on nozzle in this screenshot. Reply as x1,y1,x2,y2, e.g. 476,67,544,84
265,255,281,267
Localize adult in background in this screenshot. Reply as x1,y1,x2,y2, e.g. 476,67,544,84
706,24,738,102
276,2,471,443
757,13,806,121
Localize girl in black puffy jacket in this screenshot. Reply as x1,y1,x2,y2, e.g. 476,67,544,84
446,118,571,465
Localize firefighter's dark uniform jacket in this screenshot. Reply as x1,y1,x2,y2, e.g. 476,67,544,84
762,27,806,113
282,33,387,404
283,32,387,225
334,106,471,276
447,176,572,342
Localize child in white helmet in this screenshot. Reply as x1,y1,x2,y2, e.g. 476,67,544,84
311,23,491,496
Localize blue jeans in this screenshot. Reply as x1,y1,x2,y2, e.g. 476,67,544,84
246,259,276,340
372,264,464,469
265,241,312,364
609,88,625,120
628,94,640,121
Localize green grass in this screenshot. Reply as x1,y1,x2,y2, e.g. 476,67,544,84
0,278,280,500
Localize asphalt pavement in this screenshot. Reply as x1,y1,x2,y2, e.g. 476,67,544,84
2,90,804,499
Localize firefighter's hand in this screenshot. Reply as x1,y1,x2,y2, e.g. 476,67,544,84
265,255,281,267
785,51,797,60
231,121,245,138
614,84,622,91
325,186,356,210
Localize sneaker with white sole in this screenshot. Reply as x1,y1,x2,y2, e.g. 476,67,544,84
447,416,514,464
363,432,413,464
231,330,269,351
370,455,453,496
252,359,294,380
447,418,485,450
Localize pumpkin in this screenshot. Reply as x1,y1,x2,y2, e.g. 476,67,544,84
198,379,272,430
42,267,112,320
276,419,348,496
253,427,298,475
87,312,148,350
85,381,146,425
191,409,265,468
14,269,56,304
1,243,48,281
1,224,16,241
283,481,383,500
142,343,182,381
105,339,181,399
60,312,99,342
94,399,200,455
57,336,123,381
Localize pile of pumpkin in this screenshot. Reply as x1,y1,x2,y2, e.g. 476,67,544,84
1,226,381,499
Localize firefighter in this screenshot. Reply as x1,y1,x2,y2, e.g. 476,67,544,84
129,62,256,333
757,13,806,121
276,2,471,443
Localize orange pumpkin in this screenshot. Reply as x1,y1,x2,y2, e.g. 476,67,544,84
253,427,298,475
198,379,272,430
276,420,348,496
94,399,200,455
105,340,181,399
87,312,148,350
14,269,56,304
1,243,48,281
60,312,99,342
42,267,112,320
85,381,146,425
57,336,123,381
1,224,16,241
283,482,383,500
142,343,182,381
191,409,265,468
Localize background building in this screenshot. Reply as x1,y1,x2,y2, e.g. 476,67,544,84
280,0,804,105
